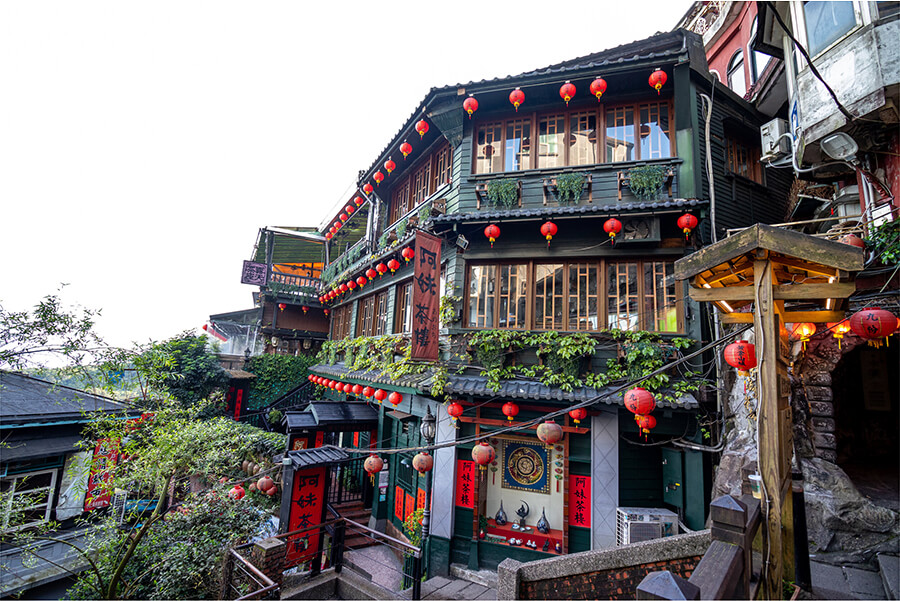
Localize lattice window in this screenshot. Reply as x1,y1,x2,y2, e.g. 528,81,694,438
504,120,532,171
568,262,600,331
607,262,640,331
539,115,566,168
390,179,411,225
644,261,678,333
412,160,432,206
498,265,528,329
433,144,452,190
395,281,413,334
639,102,672,160
467,265,495,328
534,264,564,330
374,290,389,336
727,138,762,183
356,295,375,336
569,112,598,166
606,106,635,163
475,123,503,174
1,469,58,531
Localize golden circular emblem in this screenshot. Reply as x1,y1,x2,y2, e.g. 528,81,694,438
507,446,544,486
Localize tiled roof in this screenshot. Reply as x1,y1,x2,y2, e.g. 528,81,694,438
287,445,349,469
431,198,708,224
0,371,128,425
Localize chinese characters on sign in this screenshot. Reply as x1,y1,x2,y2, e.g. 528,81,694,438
568,475,591,527
395,486,404,520
411,232,441,361
241,260,268,286
84,439,120,511
417,487,427,511
454,460,476,508
286,467,326,566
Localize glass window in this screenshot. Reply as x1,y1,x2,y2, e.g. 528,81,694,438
569,112,598,166
433,144,452,190
644,262,678,333
639,103,671,160
412,160,432,206
803,1,857,56
498,265,528,329
728,50,747,97
750,17,772,83
374,291,389,336
1,470,57,531
728,138,762,183
607,262,640,331
395,281,413,334
568,262,599,331
468,265,495,328
535,264,564,330
332,304,352,340
606,106,635,162
390,179,410,225
539,115,566,168
356,296,375,336
505,120,532,171
475,123,503,174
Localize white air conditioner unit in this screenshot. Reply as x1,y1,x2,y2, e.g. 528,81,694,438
112,489,128,524
616,507,679,545
760,118,790,162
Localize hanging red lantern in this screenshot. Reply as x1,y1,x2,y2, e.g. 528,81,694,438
471,441,495,471
202,324,208,331
501,401,519,422
484,224,501,248
649,69,667,94
447,401,464,427
401,247,414,262
346,205,355,215
363,386,374,398
347,280,357,291
536,420,563,447
388,258,401,273
415,119,429,138
328,380,337,389
540,221,558,247
791,322,817,348
357,276,368,288
364,454,384,484
278,303,287,312
335,382,344,393
400,141,412,159
388,391,402,406
463,95,478,119
850,308,898,347
839,234,865,248
301,305,308,314
374,171,384,186
723,340,757,376
376,262,388,276
828,320,852,349
366,268,378,281
590,77,607,101
354,196,365,207
363,183,374,195
340,283,349,294
308,374,315,382
325,232,333,240
635,414,657,437
604,218,622,246
323,308,330,316
677,213,698,240
352,384,363,395
624,387,656,416
340,214,348,222
559,81,576,105
228,484,246,500
374,389,387,403
568,407,587,425
509,87,525,111
384,158,396,174
412,451,433,474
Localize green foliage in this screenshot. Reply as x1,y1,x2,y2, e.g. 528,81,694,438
133,333,228,410
486,178,519,208
246,353,318,409
627,165,667,200
403,508,424,546
439,292,462,327
397,219,408,239
418,205,431,225
866,219,900,265
318,336,428,383
555,173,586,203
378,231,391,250
267,408,283,426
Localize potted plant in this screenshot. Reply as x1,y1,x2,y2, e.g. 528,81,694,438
486,178,519,209
555,173,586,203
627,165,667,200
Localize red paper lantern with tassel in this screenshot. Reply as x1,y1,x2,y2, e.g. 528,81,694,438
352,384,363,395
388,391,402,406
363,386,374,398
723,340,757,376
347,280,357,291
590,77,607,101
624,387,656,416
649,69,667,94
364,454,383,484
463,95,478,119
278,303,286,311
484,224,501,248
447,401,464,427
373,171,384,186
536,421,563,447
366,268,377,281
540,221,558,247
501,401,519,422
400,141,412,159
559,81,576,105
402,247,415,262
636,414,657,437
346,205,355,215
677,213,698,240
603,218,622,245
509,87,525,111
569,407,587,425
376,262,388,276
471,441,495,471
850,308,898,347
384,158,396,174
363,183,374,195
412,452,433,474
374,389,387,403
354,196,365,206
388,258,401,273
415,119,429,138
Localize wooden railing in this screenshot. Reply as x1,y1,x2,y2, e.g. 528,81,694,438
636,494,762,600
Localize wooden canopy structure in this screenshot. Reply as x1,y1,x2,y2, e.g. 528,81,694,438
674,224,863,600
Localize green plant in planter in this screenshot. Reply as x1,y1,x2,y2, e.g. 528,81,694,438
397,219,408,239
267,408,283,426
378,231,390,250
486,178,519,209
418,205,431,225
627,165,667,200
556,173,585,203
866,219,900,265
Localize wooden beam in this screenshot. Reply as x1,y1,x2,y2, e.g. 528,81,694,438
720,310,846,324
770,256,839,278
457,415,585,434
689,282,855,302
704,259,755,285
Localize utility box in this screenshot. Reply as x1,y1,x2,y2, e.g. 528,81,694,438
760,118,790,161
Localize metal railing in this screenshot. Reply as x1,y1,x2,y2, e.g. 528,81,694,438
327,456,371,506
222,547,278,601
235,381,314,431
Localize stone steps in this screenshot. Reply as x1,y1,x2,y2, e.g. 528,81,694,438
878,554,899,600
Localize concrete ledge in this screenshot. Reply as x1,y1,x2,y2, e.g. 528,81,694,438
282,567,400,600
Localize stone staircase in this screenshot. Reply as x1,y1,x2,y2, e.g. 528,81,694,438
331,500,376,550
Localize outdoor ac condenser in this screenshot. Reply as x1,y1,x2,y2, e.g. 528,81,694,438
615,507,679,545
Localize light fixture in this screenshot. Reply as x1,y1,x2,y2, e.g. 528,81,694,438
420,406,436,444
456,234,469,251
820,132,858,162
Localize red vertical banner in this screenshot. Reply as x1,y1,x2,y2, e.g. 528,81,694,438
234,389,244,420
394,486,404,520
369,430,377,449
286,466,327,566
353,432,359,447
404,492,415,520
84,439,119,511
454,460,476,508
417,487,427,510
314,432,324,448
411,231,441,361
569,475,591,527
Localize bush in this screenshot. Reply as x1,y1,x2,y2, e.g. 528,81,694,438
246,353,318,409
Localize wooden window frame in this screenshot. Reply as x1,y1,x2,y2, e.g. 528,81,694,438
1,468,58,531
726,137,763,184
387,141,452,227
356,290,390,337
395,280,413,334
332,304,353,340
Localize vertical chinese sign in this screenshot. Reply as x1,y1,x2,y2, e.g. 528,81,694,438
411,232,441,361
568,475,591,527
454,460,476,508
84,439,120,511
286,466,327,566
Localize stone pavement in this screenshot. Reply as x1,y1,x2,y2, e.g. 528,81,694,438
809,560,887,600
420,575,497,600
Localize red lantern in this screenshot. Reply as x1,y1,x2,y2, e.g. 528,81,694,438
329,380,337,389
374,171,384,186
484,224,501,248
301,305,308,314
364,454,384,483
603,218,622,246
471,441,495,471
346,205,355,215
412,451,433,474
501,401,519,422
388,258,401,273
791,322,817,347
559,81,576,106
536,420,563,446
363,183,374,195
829,320,852,349
357,276,368,288
325,232,333,240
447,401,464,427
463,95,478,119
340,283,348,294
323,308,329,316
374,389,387,403
376,263,388,276
276,303,286,312
590,77,607,101
352,384,363,395
509,87,525,111
850,308,898,347
402,247,415,262
308,374,315,382
228,485,246,500
384,158,396,174
347,280,357,291
335,382,345,393
568,407,587,425
354,195,365,206
400,141,412,159
340,214,348,222
723,340,757,376
363,386,374,398
624,387,656,416
202,324,208,331
366,268,378,281
839,234,865,248
415,119,429,138
636,414,657,436
388,391,402,406
649,69,667,94
540,221,558,247
677,213,698,240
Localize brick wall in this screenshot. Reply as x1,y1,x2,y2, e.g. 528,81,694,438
520,555,703,600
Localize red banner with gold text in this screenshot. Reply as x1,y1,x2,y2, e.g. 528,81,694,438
411,231,441,361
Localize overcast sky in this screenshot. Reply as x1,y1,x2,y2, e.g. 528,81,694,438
0,1,692,352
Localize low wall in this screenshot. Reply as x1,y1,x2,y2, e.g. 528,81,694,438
497,530,711,600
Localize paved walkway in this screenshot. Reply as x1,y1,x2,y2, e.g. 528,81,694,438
421,575,497,600
808,560,887,600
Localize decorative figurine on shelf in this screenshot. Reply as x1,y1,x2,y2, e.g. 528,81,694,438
516,500,530,528
536,507,550,534
542,539,550,552
495,501,508,526
555,542,562,553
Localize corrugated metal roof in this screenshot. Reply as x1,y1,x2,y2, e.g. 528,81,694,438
287,445,349,469
431,198,708,224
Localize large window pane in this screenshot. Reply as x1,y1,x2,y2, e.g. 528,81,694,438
396,281,413,334
374,291,389,336
412,160,432,205
568,263,599,330
644,262,678,333
569,112,598,166
499,265,528,329
607,263,639,331
727,51,746,97
803,1,856,56
539,115,566,168
606,106,634,162
639,103,671,160
468,265,495,328
475,124,503,174
534,264,564,330
505,120,531,171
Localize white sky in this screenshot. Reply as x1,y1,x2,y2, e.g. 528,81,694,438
0,1,692,352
